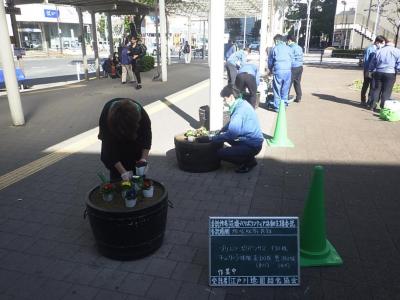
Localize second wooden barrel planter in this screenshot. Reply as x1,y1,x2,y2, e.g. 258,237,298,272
174,134,223,173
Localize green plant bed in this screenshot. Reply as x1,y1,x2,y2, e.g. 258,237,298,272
352,80,400,93
332,49,363,58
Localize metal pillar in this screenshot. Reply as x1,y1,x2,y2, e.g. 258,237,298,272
208,0,224,131
243,15,247,47
7,0,21,48
77,7,88,81
305,0,312,53
349,3,357,49
0,0,24,125
159,0,167,81
259,0,269,76
207,13,211,66
91,11,100,79
202,20,205,59
107,13,114,55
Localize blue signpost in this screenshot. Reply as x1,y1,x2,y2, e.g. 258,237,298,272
44,9,59,18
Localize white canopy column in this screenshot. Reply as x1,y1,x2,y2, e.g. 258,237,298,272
259,0,269,75
208,0,224,130
0,0,24,125
159,0,167,81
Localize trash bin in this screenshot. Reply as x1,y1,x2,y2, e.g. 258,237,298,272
199,105,230,130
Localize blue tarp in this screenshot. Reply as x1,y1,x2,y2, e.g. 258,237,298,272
0,68,25,84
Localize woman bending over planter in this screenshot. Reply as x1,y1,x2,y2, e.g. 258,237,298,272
98,98,152,181
199,85,263,173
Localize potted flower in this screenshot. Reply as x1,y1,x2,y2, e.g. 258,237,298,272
142,179,154,198
184,127,209,142
135,160,148,176
101,183,115,202
124,188,137,208
121,180,132,198
132,175,143,191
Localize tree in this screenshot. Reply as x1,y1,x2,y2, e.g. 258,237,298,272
97,14,106,40
251,20,261,39
225,18,242,40
285,0,337,47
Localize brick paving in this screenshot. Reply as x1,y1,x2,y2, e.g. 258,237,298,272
0,61,400,299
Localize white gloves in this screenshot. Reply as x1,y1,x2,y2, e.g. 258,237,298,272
121,171,133,181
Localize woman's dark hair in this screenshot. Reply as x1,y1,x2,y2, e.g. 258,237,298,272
107,99,142,141
375,35,387,44
220,84,241,99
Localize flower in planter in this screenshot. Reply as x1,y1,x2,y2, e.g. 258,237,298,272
121,180,132,198
184,127,209,138
101,183,115,202
124,188,137,208
142,179,154,198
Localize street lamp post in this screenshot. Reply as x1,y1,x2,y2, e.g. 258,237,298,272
341,1,347,49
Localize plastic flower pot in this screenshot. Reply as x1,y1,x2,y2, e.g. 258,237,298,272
124,188,137,208
143,186,154,198
102,193,114,202
135,161,148,176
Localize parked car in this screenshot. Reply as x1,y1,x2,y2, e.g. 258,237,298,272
249,42,260,51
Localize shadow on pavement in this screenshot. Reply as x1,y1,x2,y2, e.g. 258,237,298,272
306,64,362,71
312,93,363,108
161,98,201,129
0,151,399,299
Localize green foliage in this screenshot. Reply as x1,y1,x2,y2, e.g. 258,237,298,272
97,15,106,40
331,49,363,58
353,80,400,93
286,0,336,46
140,55,155,72
251,20,261,39
225,19,242,40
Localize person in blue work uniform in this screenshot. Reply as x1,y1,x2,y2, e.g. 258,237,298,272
286,35,303,103
368,39,400,110
199,85,263,173
268,34,293,111
235,63,260,108
361,35,387,106
224,40,236,61
226,47,250,85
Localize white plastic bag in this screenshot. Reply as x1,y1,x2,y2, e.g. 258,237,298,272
384,100,400,111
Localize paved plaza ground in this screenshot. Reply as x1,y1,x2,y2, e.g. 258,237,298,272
0,60,399,300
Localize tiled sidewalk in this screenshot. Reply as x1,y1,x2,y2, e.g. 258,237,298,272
0,63,399,299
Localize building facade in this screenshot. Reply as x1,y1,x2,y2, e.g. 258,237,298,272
333,0,399,49
6,4,92,52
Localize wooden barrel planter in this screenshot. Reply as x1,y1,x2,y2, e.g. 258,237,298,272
85,180,168,260
174,134,223,173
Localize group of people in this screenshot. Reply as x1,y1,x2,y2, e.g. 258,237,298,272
224,34,304,112
102,35,147,90
98,35,307,179
361,36,400,111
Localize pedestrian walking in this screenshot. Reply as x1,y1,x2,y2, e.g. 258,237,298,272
368,39,400,110
120,42,134,84
198,85,263,173
226,47,250,85
98,98,152,181
268,34,293,111
361,36,387,106
129,36,146,89
286,34,303,103
183,41,191,64
235,63,260,108
224,40,235,61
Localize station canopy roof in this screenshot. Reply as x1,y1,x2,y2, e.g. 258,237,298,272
11,0,264,18
166,0,264,19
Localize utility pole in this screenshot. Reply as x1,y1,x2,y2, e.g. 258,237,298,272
361,0,373,49
373,0,382,38
341,1,347,49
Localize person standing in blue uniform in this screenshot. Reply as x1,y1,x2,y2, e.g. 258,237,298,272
268,35,293,111
286,35,304,103
361,36,387,106
226,47,250,85
368,39,400,110
235,63,260,108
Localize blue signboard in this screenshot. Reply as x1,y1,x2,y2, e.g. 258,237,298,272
44,9,59,18
209,217,300,287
